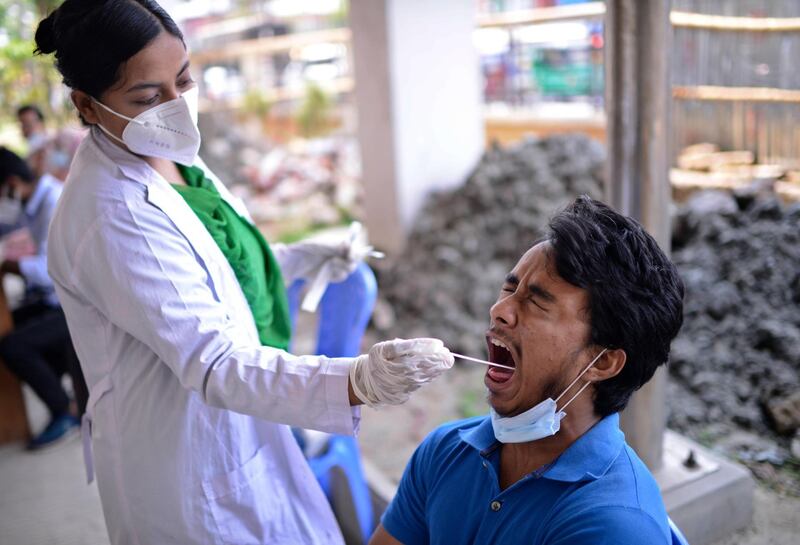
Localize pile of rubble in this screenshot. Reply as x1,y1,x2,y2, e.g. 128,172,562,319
668,190,800,479
373,134,605,357
198,110,362,239
374,135,800,490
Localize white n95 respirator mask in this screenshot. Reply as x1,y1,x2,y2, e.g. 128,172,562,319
93,86,201,166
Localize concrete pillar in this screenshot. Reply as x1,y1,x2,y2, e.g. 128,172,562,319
349,0,484,253
604,0,672,470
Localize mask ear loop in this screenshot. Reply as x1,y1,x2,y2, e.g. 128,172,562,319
92,98,140,124
93,123,128,147
91,98,148,147
555,348,608,413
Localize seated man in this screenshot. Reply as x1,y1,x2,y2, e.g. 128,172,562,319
371,196,684,545
17,104,83,182
0,147,83,449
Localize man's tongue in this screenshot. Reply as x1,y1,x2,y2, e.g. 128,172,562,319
487,341,516,383
487,366,514,383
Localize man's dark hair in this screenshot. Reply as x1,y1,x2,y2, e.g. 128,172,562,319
546,195,684,417
17,105,45,122
0,147,36,185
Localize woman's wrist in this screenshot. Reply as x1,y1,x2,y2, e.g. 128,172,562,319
348,378,363,406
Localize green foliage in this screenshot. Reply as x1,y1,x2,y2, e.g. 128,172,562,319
296,83,332,139
0,0,66,127
0,39,56,114
275,225,318,245
242,89,273,118
458,390,487,419
331,0,348,27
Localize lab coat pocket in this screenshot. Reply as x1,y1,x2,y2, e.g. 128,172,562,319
202,447,293,544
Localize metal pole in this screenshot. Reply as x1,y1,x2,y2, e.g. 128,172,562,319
604,0,672,470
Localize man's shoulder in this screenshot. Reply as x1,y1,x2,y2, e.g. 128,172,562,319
605,443,665,505
540,445,670,543
548,441,670,541
543,502,671,544
562,442,663,503
620,443,669,513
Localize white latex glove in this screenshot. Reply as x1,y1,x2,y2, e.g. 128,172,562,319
272,239,355,286
349,338,455,408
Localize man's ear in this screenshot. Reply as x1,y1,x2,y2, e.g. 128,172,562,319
587,348,626,382
71,90,99,125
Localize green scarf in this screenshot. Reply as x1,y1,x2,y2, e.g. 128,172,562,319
172,164,290,350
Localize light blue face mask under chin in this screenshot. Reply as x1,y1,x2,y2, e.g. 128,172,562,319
490,348,608,444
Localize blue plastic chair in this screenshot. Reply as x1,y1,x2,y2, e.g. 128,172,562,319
669,517,689,545
287,261,377,544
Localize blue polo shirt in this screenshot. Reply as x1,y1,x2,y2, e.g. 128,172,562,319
382,413,671,544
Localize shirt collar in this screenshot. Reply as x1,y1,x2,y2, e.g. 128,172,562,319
460,413,625,483
459,415,499,454
24,173,57,216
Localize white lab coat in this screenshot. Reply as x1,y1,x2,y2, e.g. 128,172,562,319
47,129,358,545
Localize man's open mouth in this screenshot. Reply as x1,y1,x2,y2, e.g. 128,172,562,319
486,336,516,384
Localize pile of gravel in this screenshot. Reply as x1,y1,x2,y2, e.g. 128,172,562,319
373,134,605,357
668,190,800,461
374,136,800,480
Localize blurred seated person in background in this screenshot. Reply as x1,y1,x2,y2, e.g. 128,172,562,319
18,104,83,182
17,104,46,143
370,196,685,545
0,147,80,449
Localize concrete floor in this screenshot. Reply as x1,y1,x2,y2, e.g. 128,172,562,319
0,438,109,545
0,385,109,545
713,487,800,545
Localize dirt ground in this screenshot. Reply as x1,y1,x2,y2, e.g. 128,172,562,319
712,486,800,545
356,363,800,545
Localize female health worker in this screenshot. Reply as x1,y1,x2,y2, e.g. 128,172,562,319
35,1,453,544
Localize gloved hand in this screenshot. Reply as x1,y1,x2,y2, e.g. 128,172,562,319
349,338,454,408
272,239,356,286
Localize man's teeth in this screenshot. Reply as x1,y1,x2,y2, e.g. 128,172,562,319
490,338,509,350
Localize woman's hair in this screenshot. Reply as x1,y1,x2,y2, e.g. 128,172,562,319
34,0,184,98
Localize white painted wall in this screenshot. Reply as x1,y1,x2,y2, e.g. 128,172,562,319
386,0,484,229
350,0,484,252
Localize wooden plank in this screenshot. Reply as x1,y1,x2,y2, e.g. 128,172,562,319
484,112,606,146
476,2,606,28
673,85,800,104
0,286,30,444
191,27,351,65
477,6,800,31
671,11,800,32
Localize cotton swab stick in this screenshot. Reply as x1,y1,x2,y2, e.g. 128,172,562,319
451,353,515,371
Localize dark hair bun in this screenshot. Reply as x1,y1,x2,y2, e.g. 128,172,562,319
34,11,58,55
32,0,184,97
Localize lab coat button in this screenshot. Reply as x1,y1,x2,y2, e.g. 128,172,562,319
490,500,502,512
